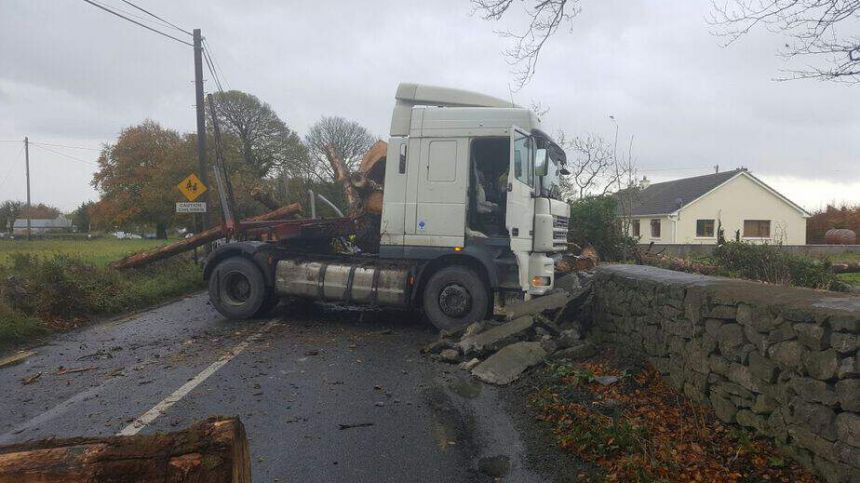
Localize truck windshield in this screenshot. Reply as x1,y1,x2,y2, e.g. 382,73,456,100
533,132,566,200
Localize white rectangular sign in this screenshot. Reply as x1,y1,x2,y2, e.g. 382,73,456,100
176,202,207,213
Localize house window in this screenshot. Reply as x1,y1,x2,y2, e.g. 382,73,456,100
650,219,661,238
743,220,771,238
632,219,640,237
696,219,715,237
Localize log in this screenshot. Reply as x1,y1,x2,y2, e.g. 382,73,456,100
325,145,362,217
359,141,388,184
249,186,280,211
111,203,303,270
0,416,250,483
365,191,384,215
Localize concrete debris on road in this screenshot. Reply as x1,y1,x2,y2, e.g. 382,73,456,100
422,271,596,385
471,342,547,385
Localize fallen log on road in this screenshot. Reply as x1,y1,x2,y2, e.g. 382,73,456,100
111,203,303,270
0,416,250,483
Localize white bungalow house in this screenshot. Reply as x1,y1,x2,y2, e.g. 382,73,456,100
619,169,809,245
12,214,74,235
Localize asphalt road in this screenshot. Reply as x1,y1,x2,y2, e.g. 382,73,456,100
0,294,545,482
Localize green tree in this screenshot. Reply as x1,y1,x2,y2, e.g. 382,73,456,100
71,201,95,233
568,195,634,261
210,90,308,179
0,200,24,234
91,121,196,239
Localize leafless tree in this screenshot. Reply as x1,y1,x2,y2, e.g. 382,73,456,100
709,0,860,82
304,116,377,182
472,0,582,89
559,133,636,199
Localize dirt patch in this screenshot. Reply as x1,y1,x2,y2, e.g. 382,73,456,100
504,344,818,482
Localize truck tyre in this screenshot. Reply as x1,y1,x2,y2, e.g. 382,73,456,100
208,257,271,319
422,266,489,331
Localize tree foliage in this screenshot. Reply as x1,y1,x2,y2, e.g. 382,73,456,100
210,90,309,178
304,116,376,181
567,195,635,261
20,203,61,219
71,201,96,233
0,201,24,234
709,0,860,82
90,121,196,238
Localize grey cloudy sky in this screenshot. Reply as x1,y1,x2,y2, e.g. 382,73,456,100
1,0,857,211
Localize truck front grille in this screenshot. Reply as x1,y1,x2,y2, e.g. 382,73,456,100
552,215,569,249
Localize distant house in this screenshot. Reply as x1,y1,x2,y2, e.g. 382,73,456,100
12,214,74,235
618,169,809,245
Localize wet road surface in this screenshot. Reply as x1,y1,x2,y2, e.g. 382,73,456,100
0,294,544,482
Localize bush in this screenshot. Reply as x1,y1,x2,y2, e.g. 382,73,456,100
712,241,840,290
568,196,636,261
0,254,204,347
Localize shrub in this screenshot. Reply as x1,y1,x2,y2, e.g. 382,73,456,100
568,196,636,261
0,253,204,346
712,241,840,290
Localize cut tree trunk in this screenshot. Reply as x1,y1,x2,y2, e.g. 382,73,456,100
359,141,388,184
111,203,302,270
0,416,250,483
325,145,362,216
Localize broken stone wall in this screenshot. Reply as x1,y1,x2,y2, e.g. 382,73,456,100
590,264,859,483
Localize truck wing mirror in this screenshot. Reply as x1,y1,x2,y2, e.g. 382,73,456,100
534,149,548,177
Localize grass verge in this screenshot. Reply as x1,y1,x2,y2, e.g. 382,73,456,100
0,253,204,350
0,238,173,267
528,348,815,482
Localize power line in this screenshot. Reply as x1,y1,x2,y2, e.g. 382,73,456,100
29,143,100,167
202,45,224,93
81,0,193,47
118,0,192,36
28,141,102,152
202,38,229,90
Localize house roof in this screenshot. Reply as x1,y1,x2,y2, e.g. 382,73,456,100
12,216,72,229
618,169,809,217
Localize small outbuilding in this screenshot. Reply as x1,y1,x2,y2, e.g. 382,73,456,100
12,214,75,235
618,169,809,245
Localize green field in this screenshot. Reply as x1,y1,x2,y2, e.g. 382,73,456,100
0,239,172,266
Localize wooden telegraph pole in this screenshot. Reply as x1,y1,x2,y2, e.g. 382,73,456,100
24,136,31,240
193,29,211,231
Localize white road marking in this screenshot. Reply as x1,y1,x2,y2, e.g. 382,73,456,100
117,318,278,436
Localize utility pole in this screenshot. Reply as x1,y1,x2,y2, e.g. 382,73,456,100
24,136,31,240
193,28,211,231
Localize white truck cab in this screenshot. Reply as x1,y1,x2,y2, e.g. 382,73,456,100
380,83,570,297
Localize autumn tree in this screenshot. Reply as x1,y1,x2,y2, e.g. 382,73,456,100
91,121,196,239
19,203,61,219
710,1,860,82
304,116,376,181
0,200,23,234
210,90,309,178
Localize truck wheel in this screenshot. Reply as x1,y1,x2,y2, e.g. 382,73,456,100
422,266,489,331
209,257,270,319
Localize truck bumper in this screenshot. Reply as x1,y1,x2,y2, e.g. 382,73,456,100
527,253,555,296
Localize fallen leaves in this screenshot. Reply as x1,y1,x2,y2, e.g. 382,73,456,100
530,352,816,482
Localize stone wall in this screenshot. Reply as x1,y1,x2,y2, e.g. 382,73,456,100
591,264,860,482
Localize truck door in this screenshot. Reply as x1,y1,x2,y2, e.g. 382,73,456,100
409,137,468,247
506,127,535,253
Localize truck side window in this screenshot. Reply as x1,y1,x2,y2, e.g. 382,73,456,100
513,132,533,187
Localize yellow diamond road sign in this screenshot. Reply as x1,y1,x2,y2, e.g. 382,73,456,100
178,173,207,202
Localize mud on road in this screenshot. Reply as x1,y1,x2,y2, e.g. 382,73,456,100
0,294,562,482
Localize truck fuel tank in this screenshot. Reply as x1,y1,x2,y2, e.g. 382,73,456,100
275,259,410,307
